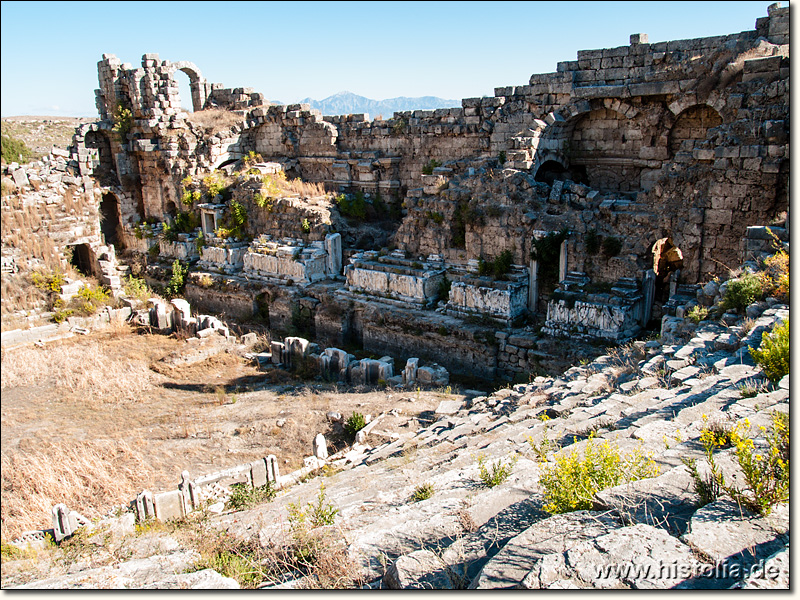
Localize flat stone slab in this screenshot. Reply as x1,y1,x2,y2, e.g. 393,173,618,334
592,465,698,536
519,523,705,589
469,511,620,588
682,498,789,582
734,541,789,589
11,550,201,589
435,400,462,415
383,549,454,589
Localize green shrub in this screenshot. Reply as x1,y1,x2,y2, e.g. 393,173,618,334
686,305,709,324
411,482,435,502
602,236,623,258
166,259,189,297
750,319,789,382
530,228,569,287
539,435,659,514
478,249,514,279
335,192,367,220
301,218,311,234
477,453,518,488
761,250,789,303
722,272,765,312
1,133,34,164
73,284,111,316
174,211,200,234
498,151,506,164
344,412,367,440
436,276,451,304
684,412,788,516
226,482,276,511
426,210,444,224
123,275,151,302
288,483,338,528
422,159,441,175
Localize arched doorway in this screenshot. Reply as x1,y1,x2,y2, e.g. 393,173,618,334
534,160,588,186
68,243,95,276
99,193,124,250
651,238,684,301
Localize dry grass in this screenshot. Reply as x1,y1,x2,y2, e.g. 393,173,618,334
0,273,48,319
281,178,329,199
1,439,152,540
1,338,155,404
186,109,244,136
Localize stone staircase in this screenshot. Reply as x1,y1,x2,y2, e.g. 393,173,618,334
206,302,788,589
6,301,789,589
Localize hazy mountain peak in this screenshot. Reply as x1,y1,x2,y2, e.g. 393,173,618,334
293,91,459,118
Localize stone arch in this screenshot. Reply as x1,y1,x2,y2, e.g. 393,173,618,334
532,98,643,191
167,61,210,112
667,104,723,157
650,237,684,302
99,192,124,250
568,107,646,192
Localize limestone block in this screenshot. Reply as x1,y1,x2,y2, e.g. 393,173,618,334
153,490,185,521
682,499,788,567
270,341,285,364
416,364,449,387
313,433,328,459
324,233,342,276
170,299,191,323
403,357,419,385
250,459,268,488
384,550,453,589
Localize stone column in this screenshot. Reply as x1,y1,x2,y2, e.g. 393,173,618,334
642,269,656,326
528,259,539,314
559,241,568,283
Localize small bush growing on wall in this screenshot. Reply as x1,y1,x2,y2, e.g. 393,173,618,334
422,159,441,175
585,229,601,255
111,103,133,142
601,236,623,258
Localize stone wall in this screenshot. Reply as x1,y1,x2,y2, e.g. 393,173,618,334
82,4,788,289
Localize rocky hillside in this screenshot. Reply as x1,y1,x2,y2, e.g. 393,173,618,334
2,296,788,589
1,117,92,161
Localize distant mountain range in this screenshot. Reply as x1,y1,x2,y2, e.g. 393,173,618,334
284,91,460,118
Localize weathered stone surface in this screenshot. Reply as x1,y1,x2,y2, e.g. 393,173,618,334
592,465,698,535
470,511,620,588
383,549,453,589
519,524,704,589
682,499,789,574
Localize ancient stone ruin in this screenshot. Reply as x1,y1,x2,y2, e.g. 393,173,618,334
1,5,789,381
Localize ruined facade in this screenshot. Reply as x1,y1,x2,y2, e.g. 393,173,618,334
2,5,789,379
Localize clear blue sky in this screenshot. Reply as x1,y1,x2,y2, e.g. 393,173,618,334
0,1,782,117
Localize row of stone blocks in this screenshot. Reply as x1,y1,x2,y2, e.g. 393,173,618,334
267,336,449,388
134,456,281,523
